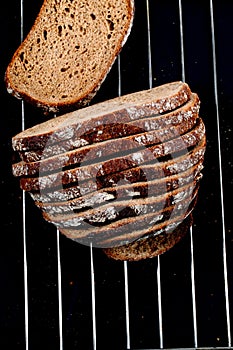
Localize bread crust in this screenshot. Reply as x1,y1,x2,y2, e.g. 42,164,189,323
102,214,193,261
18,92,200,163
42,178,199,224
35,161,203,215
30,138,205,203
12,109,199,177
59,197,196,248
18,119,205,191
11,81,192,151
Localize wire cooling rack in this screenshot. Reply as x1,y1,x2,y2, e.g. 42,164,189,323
1,0,233,349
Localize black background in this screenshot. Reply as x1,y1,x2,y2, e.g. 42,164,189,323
1,0,233,349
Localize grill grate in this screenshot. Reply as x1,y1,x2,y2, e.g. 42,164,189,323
3,0,233,349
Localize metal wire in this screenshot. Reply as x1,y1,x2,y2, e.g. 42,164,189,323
22,189,29,350
146,2,164,347
20,1,29,349
178,1,198,347
209,0,231,346
90,243,97,350
56,229,64,350
124,260,131,349
116,53,131,350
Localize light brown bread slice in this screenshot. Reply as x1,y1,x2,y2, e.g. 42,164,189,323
11,81,192,151
59,195,196,248
12,110,199,177
18,92,200,162
30,137,206,203
35,161,203,216
5,0,134,114
18,119,205,192
102,214,193,261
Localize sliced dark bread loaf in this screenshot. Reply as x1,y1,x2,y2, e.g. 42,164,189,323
102,214,193,261
42,180,199,228
18,92,200,162
35,161,203,216
59,195,197,248
11,81,192,151
5,0,134,114
30,137,206,203
12,109,199,177
18,119,205,191
10,79,206,260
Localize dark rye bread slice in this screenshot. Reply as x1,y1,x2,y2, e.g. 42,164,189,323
18,92,200,163
11,81,192,151
35,161,203,216
5,0,134,114
102,214,193,261
18,118,205,192
30,137,206,203
12,108,200,177
59,195,197,248
41,180,199,228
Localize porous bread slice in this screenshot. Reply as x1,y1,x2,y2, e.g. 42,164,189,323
35,160,203,216
36,162,203,215
59,195,196,248
11,81,192,151
12,109,199,177
102,214,193,261
18,92,200,162
19,119,205,192
30,137,206,203
41,180,199,228
5,0,134,114
99,201,195,248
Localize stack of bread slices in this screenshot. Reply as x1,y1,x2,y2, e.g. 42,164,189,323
11,81,206,261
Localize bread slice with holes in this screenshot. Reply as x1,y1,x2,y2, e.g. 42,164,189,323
17,91,200,164
17,119,205,192
41,180,199,226
35,160,203,216
11,81,192,151
29,137,206,203
59,194,196,248
18,92,200,163
12,111,200,177
5,0,134,114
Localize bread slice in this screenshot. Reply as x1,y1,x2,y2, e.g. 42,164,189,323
30,137,206,203
59,194,196,248
18,119,205,191
12,110,199,177
5,0,134,114
35,160,203,216
18,92,200,163
41,180,199,227
102,214,193,261
11,81,192,151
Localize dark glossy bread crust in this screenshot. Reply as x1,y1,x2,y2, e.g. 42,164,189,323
60,198,196,249
102,214,193,261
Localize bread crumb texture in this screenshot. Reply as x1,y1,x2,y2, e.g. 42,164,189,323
5,0,134,112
